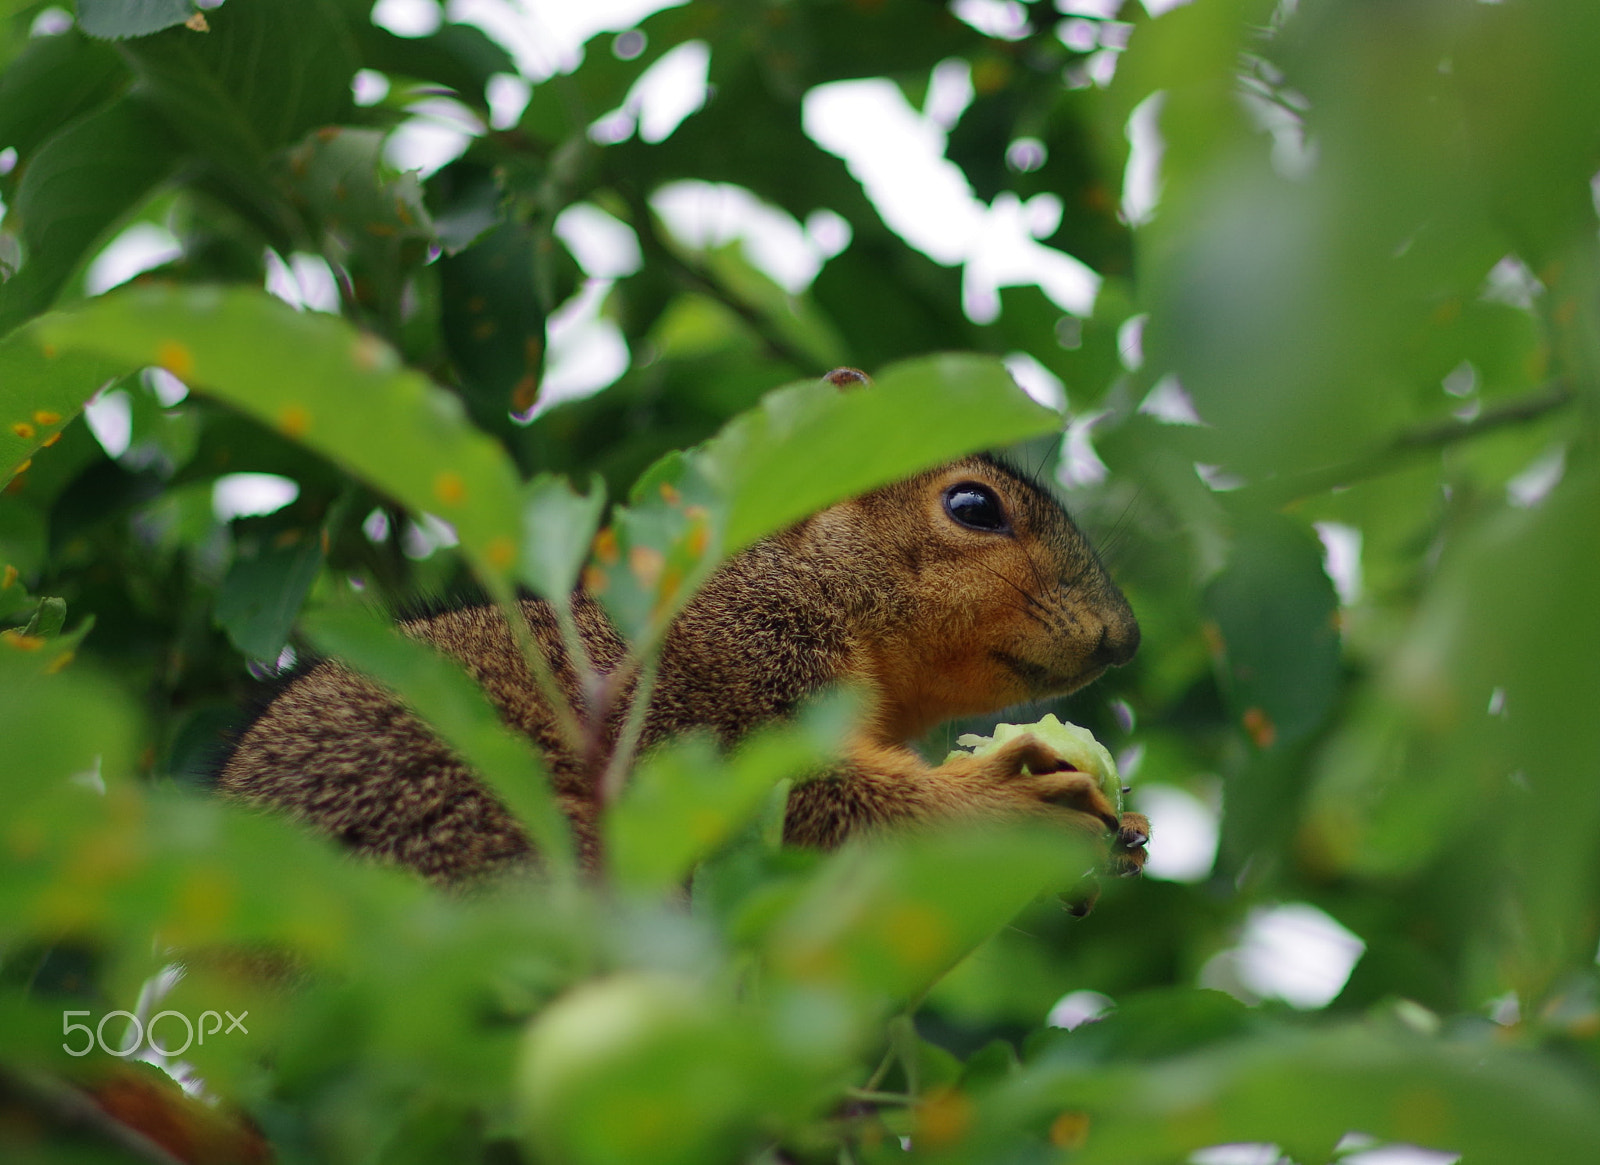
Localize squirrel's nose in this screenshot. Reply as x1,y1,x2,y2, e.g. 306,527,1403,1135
1092,617,1140,669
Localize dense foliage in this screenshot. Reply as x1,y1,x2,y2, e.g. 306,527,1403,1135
4,0,1600,1162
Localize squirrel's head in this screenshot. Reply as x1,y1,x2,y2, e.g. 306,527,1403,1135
804,449,1139,742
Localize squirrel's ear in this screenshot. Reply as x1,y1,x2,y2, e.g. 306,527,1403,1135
823,367,871,390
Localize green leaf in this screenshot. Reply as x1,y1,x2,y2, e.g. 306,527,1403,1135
706,354,1061,553
353,22,514,107
214,527,324,660
78,0,200,40
0,96,179,331
1021,1024,1600,1165
35,285,526,579
439,220,550,433
0,617,131,808
587,354,1061,643
0,315,124,481
607,702,839,892
118,0,358,202
763,824,1088,1005
519,473,605,603
0,29,127,165
1203,512,1340,748
299,604,575,873
281,126,435,255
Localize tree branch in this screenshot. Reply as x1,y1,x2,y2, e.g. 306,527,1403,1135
617,183,816,372
1251,380,1575,505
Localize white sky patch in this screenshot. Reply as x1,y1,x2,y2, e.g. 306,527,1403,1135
1140,0,1197,14
1058,409,1110,488
372,0,442,37
213,474,300,521
264,251,341,313
804,75,1098,323
1480,254,1542,309
1046,989,1114,1030
1441,359,1477,398
531,280,631,418
1117,312,1146,370
352,69,391,106
556,203,643,278
363,507,392,543
1507,445,1565,508
384,96,482,176
651,181,848,294
1342,1148,1460,1165
1058,0,1122,16
144,367,189,406
487,72,532,129
1122,91,1166,226
1195,462,1246,492
85,388,132,459
402,512,461,559
950,0,1031,40
1059,17,1098,52
1134,783,1219,882
1003,352,1066,411
1314,521,1363,606
925,57,975,129
30,6,72,36
86,223,183,295
1139,373,1202,424
591,41,711,144
1215,902,1366,1009
448,0,686,82
635,41,710,142
1189,1146,1283,1165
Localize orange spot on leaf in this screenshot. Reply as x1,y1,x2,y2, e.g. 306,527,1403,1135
885,902,952,967
1,565,15,590
434,472,466,505
594,527,619,565
629,545,664,589
1242,706,1276,749
1049,1111,1091,1150
487,536,516,570
156,341,194,380
2,630,46,651
916,1088,973,1149
11,422,35,440
511,374,539,414
32,410,61,426
278,405,311,439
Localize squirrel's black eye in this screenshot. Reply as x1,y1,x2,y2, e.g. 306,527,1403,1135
943,483,1010,533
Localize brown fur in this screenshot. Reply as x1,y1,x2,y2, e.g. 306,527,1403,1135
220,447,1147,885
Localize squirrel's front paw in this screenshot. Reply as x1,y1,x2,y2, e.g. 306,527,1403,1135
978,732,1120,832
971,735,1150,917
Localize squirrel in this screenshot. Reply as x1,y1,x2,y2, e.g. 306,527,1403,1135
218,368,1148,897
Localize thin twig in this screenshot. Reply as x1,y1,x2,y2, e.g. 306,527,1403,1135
597,657,659,807
618,181,815,371
0,1065,187,1165
844,1088,916,1106
1249,380,1575,506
